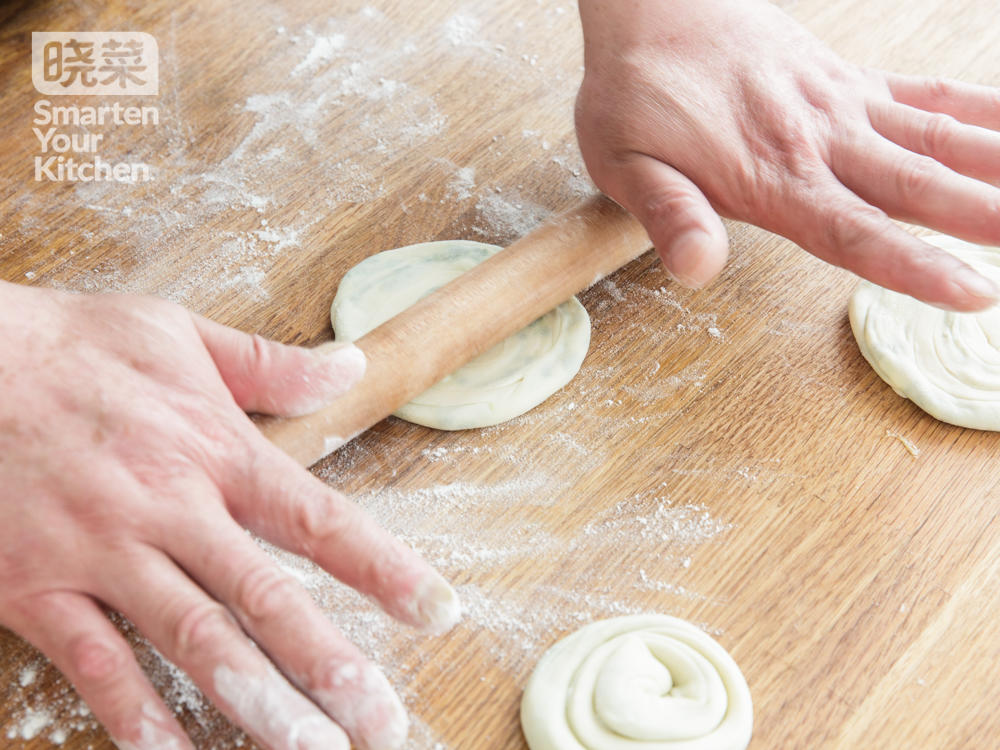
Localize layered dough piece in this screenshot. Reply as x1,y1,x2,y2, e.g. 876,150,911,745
521,615,753,750
331,240,590,430
849,234,1000,430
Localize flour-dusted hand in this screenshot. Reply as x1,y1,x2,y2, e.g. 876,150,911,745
0,282,461,750
576,0,1000,311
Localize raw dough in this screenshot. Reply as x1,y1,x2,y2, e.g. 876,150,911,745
849,233,1000,430
331,240,590,430
520,615,753,750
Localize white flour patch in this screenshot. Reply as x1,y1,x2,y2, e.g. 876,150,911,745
442,12,494,51
445,166,476,201
115,703,186,750
396,525,558,571
472,192,551,244
353,475,559,513
581,493,733,547
8,708,53,740
2,676,96,747
18,665,38,688
292,33,347,76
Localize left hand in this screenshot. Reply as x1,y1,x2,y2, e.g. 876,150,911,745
575,0,1000,311
0,285,460,750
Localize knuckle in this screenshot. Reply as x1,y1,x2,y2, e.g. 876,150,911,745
884,242,940,292
919,112,957,154
822,203,880,257
641,187,700,229
236,333,282,412
235,565,300,621
573,78,601,133
68,634,129,685
100,293,185,331
171,600,236,661
248,333,273,375
923,77,955,103
230,333,274,394
292,488,358,552
895,156,938,198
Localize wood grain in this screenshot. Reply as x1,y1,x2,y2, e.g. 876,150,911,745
1,1,999,749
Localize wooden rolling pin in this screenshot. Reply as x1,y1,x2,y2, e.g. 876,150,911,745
257,194,652,466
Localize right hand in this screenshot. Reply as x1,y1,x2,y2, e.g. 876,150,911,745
0,282,460,750
575,0,1000,311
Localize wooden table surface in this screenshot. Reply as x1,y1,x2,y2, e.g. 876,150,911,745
2,1,1000,748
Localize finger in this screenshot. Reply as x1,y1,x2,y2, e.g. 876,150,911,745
600,153,730,288
167,517,408,750
791,181,997,311
867,101,1000,184
225,437,460,635
105,551,352,750
6,591,193,750
192,314,366,418
884,72,1000,131
830,131,1000,247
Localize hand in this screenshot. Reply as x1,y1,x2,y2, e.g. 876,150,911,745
575,0,1000,311
0,282,460,750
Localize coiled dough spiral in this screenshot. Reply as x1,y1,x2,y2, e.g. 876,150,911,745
520,615,752,750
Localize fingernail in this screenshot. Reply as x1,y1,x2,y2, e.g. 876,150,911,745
284,343,367,416
662,229,712,289
313,342,367,385
954,267,1000,302
411,571,462,635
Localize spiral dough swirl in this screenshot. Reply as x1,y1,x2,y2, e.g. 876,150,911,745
849,233,1000,431
520,615,752,750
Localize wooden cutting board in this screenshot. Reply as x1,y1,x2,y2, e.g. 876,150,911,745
1,1,999,748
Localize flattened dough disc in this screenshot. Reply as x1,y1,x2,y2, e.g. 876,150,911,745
331,240,591,430
849,233,1000,430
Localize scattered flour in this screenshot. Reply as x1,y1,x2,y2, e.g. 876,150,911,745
442,11,494,52
291,33,347,76
8,708,53,740
580,492,734,547
18,665,38,688
472,192,552,244
445,166,476,201
2,5,752,750
3,679,95,747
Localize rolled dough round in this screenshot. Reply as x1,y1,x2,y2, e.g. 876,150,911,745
520,615,753,750
330,240,591,430
849,234,1000,430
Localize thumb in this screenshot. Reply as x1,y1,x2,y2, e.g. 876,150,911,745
607,154,730,288
192,315,366,417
